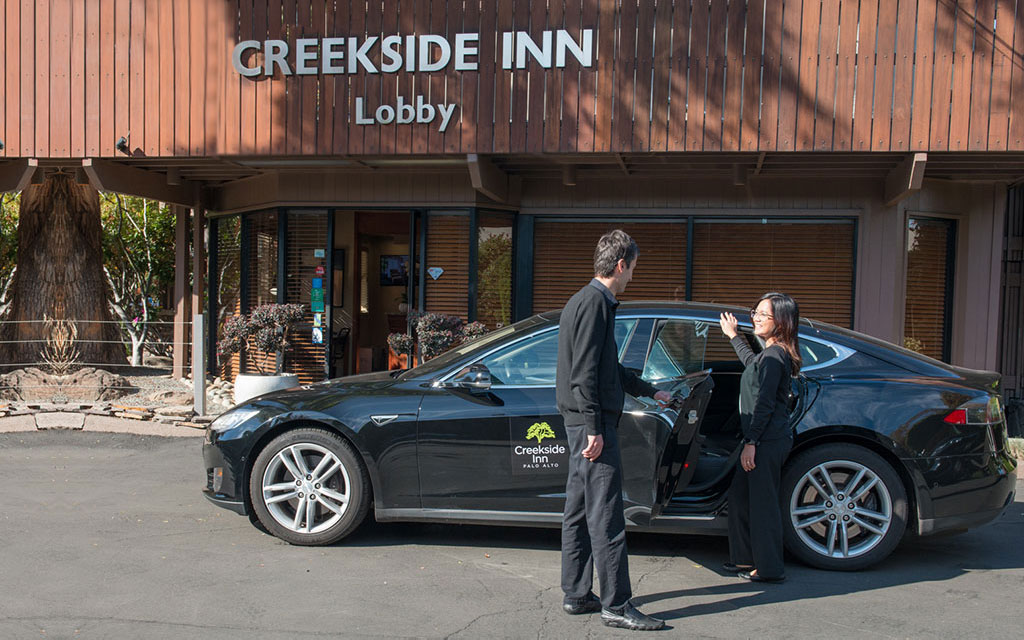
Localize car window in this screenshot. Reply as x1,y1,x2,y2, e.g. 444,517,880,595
477,318,638,387
614,318,638,359
641,319,710,381
800,338,840,368
479,330,559,386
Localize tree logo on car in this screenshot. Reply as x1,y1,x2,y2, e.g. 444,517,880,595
526,422,555,444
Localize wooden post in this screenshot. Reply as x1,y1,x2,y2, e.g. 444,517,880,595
172,204,188,378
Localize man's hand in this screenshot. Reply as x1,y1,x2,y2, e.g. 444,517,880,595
740,443,756,472
582,434,604,461
654,390,673,407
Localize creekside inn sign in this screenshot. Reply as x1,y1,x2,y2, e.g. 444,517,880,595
232,30,594,132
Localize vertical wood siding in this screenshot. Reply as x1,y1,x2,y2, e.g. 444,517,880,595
3,0,1024,159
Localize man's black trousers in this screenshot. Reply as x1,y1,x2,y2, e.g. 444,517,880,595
727,436,793,579
561,424,631,610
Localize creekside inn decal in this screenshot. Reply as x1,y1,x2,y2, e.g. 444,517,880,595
232,30,594,132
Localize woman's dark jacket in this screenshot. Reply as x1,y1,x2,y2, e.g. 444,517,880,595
730,336,794,443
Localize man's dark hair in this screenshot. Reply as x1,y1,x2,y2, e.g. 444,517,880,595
593,229,638,277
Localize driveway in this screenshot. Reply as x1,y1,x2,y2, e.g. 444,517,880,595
0,428,1020,638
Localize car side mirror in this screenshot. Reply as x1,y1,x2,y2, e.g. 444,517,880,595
445,364,492,392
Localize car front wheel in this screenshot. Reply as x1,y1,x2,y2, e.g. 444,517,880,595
781,443,907,571
249,428,370,546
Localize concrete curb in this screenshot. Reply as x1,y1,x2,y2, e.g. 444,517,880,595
0,413,206,437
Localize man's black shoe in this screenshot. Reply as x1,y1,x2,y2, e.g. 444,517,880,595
562,593,602,615
600,602,666,631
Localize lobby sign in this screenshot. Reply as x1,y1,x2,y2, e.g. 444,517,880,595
232,30,594,133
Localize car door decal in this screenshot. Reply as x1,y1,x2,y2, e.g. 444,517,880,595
510,419,569,474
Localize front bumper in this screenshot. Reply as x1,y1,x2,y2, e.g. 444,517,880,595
202,438,248,515
202,489,247,515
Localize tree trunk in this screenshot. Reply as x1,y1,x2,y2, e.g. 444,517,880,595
0,174,124,366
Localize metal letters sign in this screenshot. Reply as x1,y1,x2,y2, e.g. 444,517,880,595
232,30,594,133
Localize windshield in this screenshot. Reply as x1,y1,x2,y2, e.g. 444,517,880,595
397,321,528,380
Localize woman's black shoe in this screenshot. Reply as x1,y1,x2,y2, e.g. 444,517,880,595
722,562,754,573
737,570,786,584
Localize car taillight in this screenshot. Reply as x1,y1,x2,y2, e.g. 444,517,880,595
943,396,1004,425
943,409,967,424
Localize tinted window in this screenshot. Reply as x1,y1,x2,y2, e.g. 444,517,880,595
478,318,639,386
479,330,559,385
642,319,710,381
800,338,840,368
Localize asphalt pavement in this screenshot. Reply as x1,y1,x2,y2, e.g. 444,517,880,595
0,422,1021,639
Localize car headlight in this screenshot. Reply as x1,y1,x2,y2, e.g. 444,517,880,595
209,406,263,433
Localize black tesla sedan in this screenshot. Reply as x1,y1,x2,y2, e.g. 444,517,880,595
202,302,1017,571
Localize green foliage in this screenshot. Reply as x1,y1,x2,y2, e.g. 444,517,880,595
477,231,512,327
0,193,20,318
526,422,555,444
0,193,18,274
100,194,176,311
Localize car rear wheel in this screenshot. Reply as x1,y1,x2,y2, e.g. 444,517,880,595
781,443,907,571
249,428,370,546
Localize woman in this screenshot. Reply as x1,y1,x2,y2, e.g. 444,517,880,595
718,292,801,584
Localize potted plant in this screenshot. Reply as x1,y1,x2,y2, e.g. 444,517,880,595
218,303,306,403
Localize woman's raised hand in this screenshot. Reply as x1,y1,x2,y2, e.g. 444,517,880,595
719,312,739,339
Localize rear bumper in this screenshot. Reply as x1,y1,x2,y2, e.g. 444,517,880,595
911,450,1017,536
918,487,1015,535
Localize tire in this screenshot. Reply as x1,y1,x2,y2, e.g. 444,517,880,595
781,443,908,571
249,428,370,546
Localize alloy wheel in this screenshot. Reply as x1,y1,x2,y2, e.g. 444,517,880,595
261,443,352,534
789,460,893,559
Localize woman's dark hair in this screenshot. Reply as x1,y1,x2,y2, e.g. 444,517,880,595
593,229,639,277
758,292,802,374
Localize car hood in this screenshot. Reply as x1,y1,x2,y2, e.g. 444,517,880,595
245,370,408,408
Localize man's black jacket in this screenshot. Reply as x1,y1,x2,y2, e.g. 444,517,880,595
556,279,658,436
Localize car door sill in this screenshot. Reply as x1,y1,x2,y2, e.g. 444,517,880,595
376,508,563,526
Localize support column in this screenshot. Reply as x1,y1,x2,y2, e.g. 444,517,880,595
192,206,207,379
172,205,188,379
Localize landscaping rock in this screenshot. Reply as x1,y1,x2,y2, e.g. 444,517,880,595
147,390,193,405
35,412,85,430
154,404,194,416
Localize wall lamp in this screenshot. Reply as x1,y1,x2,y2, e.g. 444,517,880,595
0,138,4,151
115,135,130,154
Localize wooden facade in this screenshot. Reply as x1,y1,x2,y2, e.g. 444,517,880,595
3,0,1024,160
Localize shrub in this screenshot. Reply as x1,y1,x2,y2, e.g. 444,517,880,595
387,332,415,356
388,314,493,362
462,321,489,342
217,303,305,374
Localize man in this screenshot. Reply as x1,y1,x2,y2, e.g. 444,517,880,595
556,229,672,631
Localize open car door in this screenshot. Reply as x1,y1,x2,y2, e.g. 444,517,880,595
617,317,716,523
651,370,715,516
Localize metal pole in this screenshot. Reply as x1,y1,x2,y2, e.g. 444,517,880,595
193,313,208,416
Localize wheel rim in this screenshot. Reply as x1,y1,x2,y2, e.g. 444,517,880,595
261,443,352,534
789,460,893,559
